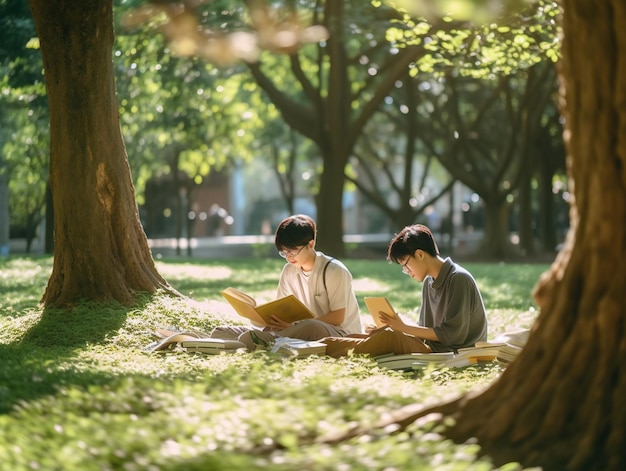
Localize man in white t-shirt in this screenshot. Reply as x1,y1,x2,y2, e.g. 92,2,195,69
210,214,363,348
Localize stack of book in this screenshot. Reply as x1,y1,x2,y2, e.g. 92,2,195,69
374,352,455,371
444,329,531,367
471,328,530,363
443,345,503,368
270,337,327,357
181,338,247,355
373,329,531,370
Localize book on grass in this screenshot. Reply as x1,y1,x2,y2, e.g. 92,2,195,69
181,338,247,355
475,329,530,349
374,352,454,370
495,344,523,362
221,287,315,327
471,329,530,363
364,297,400,328
270,337,327,357
444,345,502,368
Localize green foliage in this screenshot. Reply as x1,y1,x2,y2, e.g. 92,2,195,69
0,0,48,240
0,256,544,470
2,102,49,241
383,0,561,78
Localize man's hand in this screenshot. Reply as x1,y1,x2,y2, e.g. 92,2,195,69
365,324,389,336
268,315,292,331
379,311,406,331
364,323,379,334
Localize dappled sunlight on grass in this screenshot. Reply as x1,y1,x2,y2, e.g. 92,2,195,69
0,257,547,470
0,308,42,343
352,277,391,293
468,263,545,310
156,262,234,281
0,256,52,277
0,257,51,313
486,308,539,338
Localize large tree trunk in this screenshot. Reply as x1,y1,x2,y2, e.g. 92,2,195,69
314,0,349,257
29,0,176,307
441,1,626,469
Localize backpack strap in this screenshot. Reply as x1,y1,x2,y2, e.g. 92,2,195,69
322,257,335,291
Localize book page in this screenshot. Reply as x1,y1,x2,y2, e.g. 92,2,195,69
255,295,315,325
222,287,257,307
364,297,398,327
221,289,266,325
181,339,246,349
221,290,314,326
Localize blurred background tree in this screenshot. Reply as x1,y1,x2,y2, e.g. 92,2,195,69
5,0,566,261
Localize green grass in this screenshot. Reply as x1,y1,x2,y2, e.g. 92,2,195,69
0,256,549,471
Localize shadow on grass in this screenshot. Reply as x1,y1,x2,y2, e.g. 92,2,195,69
0,343,120,414
24,305,128,347
0,296,152,414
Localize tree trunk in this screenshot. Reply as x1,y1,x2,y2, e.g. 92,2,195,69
480,199,513,259
44,182,54,254
442,1,626,469
29,0,177,307
315,0,349,257
537,150,557,251
517,172,535,256
0,172,8,256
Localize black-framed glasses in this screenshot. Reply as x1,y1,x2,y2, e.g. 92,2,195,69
278,244,307,259
400,257,412,275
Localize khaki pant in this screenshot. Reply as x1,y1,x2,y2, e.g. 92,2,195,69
321,329,431,358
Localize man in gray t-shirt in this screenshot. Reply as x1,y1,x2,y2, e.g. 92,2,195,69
322,224,488,358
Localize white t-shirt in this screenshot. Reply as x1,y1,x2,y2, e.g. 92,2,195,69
276,251,363,335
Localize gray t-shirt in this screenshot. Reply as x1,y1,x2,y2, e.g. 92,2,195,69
419,257,488,352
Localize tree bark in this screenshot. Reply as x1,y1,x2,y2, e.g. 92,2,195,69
517,172,535,256
29,0,177,307
440,1,626,469
537,147,558,251
314,0,349,256
480,198,515,259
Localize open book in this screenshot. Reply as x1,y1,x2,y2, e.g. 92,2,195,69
475,329,530,349
469,328,530,363
270,337,327,357
181,338,247,355
221,287,315,327
444,345,502,367
364,297,399,327
374,352,454,370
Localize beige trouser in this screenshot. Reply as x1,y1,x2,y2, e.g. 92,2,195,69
321,329,431,358
210,319,345,350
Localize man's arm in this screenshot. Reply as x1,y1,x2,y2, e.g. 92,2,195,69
316,307,345,326
379,312,439,342
268,307,345,330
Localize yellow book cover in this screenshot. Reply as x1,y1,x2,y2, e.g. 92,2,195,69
221,287,315,327
364,296,399,328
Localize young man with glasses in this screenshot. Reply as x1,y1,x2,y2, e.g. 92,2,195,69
321,224,488,358
209,214,363,349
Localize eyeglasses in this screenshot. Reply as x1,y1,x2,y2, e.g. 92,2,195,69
278,244,307,259
400,257,412,275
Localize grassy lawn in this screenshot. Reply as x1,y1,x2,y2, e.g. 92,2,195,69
0,256,549,471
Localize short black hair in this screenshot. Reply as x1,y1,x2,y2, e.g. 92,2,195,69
387,224,439,264
274,214,316,250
